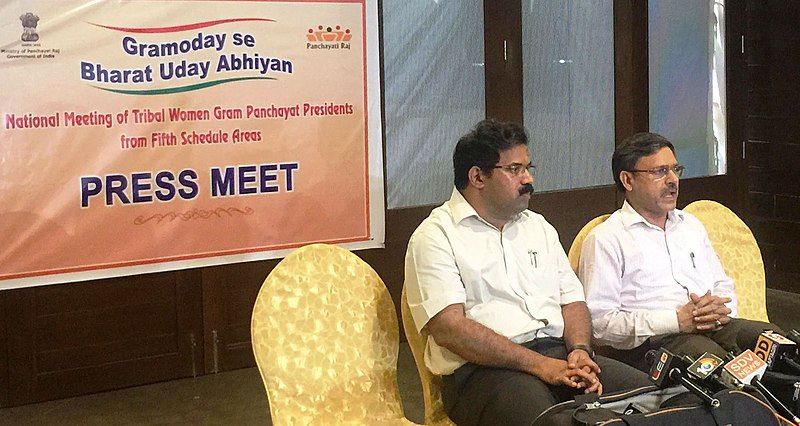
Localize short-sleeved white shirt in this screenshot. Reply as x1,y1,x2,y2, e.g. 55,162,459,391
404,188,585,375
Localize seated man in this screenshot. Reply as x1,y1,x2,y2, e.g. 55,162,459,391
579,132,783,372
404,119,651,426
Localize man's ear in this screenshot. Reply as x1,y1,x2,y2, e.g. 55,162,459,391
620,171,635,192
468,166,486,189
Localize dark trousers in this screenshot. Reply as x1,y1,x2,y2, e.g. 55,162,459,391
601,318,784,373
441,337,653,426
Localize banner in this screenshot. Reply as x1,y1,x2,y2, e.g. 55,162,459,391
0,0,384,289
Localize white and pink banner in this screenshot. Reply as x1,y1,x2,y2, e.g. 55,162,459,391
0,0,384,289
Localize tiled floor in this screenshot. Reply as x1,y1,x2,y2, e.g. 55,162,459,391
1,289,798,425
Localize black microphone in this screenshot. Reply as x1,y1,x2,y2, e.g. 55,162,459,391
519,183,534,195
647,348,720,407
787,329,800,345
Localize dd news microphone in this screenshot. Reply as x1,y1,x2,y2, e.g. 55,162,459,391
754,330,800,374
722,349,800,424
648,348,720,407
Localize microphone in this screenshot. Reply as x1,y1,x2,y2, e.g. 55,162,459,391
724,349,800,424
719,349,767,386
647,348,720,407
787,329,800,345
685,352,728,393
754,331,800,374
750,376,800,424
519,183,534,195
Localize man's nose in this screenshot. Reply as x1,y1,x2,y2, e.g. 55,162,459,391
665,168,680,182
521,169,534,184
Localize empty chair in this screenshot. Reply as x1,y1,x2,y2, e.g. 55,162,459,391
251,243,418,425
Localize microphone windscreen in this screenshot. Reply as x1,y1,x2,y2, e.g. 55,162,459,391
754,331,797,371
644,349,657,367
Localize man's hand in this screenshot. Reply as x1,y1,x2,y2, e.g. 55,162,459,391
532,356,602,395
677,291,732,333
677,299,698,333
690,291,732,331
567,349,603,394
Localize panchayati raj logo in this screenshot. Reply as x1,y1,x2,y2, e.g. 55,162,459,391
20,12,40,42
306,24,352,50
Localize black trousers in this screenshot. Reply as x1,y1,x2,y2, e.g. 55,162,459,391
441,337,653,426
600,318,784,373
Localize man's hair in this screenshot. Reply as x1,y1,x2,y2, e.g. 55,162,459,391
453,119,529,190
612,132,675,192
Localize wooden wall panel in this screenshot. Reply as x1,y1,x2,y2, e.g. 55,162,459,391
484,0,523,122
613,0,649,139
530,187,619,249
0,291,7,407
743,0,800,293
678,175,742,215
5,270,202,406
200,260,276,373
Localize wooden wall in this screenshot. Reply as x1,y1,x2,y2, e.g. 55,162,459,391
744,0,800,294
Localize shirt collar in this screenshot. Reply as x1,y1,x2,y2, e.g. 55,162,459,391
448,187,480,224
619,199,684,230
447,187,525,228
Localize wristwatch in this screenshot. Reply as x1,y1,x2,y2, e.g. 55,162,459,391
570,344,595,359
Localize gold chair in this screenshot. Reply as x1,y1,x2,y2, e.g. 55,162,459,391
251,243,418,425
567,214,611,277
400,287,457,426
683,200,770,322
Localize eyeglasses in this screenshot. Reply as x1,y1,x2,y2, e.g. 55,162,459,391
493,162,536,176
627,164,685,179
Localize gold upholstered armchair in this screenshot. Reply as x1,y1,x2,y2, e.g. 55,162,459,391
400,287,457,426
683,200,769,322
251,243,418,425
567,214,611,278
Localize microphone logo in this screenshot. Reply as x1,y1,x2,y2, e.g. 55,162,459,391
754,331,797,371
689,355,722,379
722,349,766,384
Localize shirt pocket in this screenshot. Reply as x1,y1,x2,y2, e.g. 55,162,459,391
517,247,558,300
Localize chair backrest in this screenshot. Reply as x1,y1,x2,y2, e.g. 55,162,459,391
251,243,412,425
401,287,456,426
683,200,769,322
568,214,611,276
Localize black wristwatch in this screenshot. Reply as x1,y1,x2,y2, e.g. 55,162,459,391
569,344,595,359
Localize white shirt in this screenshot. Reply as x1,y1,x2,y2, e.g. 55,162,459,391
579,200,737,350
404,188,585,374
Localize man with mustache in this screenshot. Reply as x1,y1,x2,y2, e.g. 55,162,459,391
579,132,781,372
404,120,650,425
